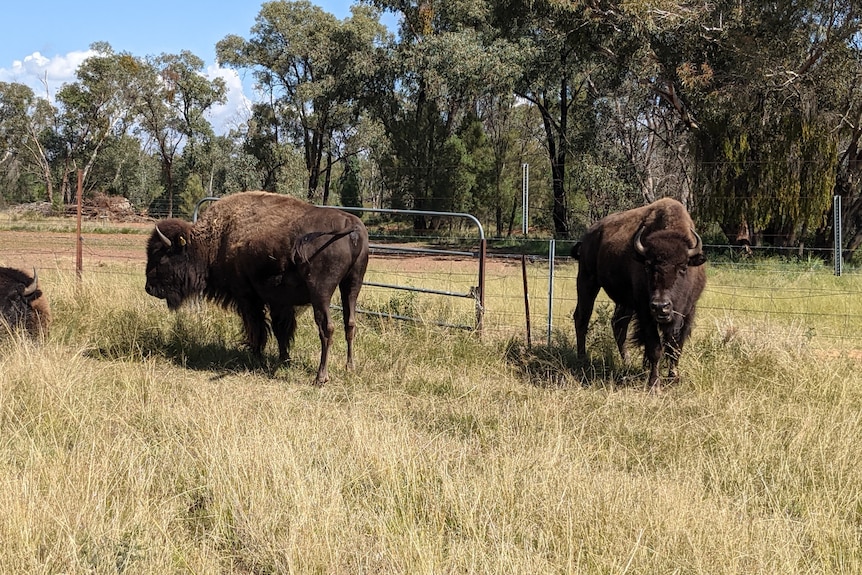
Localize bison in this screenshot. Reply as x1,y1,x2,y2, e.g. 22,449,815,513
145,191,369,385
0,267,51,338
572,198,706,389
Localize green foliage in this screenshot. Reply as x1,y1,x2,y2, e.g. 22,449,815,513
338,157,363,207
177,176,206,220
217,0,387,200
663,0,857,246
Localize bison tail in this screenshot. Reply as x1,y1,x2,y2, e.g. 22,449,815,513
293,226,362,263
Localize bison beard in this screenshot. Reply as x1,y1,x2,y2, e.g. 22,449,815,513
572,198,706,390
145,191,369,385
0,267,51,338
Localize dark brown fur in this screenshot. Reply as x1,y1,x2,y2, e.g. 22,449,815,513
0,267,50,338
145,191,369,385
572,198,706,389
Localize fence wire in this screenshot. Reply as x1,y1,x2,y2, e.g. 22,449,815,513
1,225,861,351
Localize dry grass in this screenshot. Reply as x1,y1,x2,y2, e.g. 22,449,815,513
1,264,862,574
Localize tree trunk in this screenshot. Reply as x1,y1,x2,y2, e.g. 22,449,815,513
507,194,517,238
321,150,333,205
537,105,569,238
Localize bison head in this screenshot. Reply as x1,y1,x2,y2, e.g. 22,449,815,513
634,226,705,324
0,267,50,337
145,219,201,310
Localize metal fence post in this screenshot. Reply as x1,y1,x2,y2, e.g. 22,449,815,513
834,195,843,276
547,239,555,346
522,163,529,235
76,169,83,280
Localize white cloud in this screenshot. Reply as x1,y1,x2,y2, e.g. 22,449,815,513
204,63,253,136
0,51,252,135
0,50,96,100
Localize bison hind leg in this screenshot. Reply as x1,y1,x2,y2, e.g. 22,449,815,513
311,300,336,386
339,275,363,371
573,280,600,357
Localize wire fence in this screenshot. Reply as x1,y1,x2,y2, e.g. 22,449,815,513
1,223,861,352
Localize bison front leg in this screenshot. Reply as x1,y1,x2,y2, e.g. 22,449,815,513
237,302,268,358
663,318,691,385
640,321,664,391
611,305,633,363
270,306,297,365
664,341,682,383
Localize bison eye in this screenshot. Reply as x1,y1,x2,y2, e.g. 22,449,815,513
678,265,688,276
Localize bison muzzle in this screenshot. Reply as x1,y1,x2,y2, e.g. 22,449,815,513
145,191,369,385
572,198,706,390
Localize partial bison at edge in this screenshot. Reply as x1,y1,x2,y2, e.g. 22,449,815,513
145,191,369,385
0,267,51,338
571,198,706,390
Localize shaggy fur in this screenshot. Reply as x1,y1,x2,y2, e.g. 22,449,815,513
572,198,706,389
145,191,369,385
0,267,50,338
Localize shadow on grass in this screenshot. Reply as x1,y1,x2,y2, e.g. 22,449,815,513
504,335,650,390
83,313,319,382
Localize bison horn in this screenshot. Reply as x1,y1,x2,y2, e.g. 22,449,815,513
633,226,647,257
155,225,172,248
23,268,38,297
687,229,703,258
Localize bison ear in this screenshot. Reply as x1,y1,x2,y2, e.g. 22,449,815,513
178,235,187,247
689,252,706,267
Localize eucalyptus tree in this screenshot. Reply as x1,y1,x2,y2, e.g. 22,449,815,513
0,82,60,204
217,1,387,202
644,0,861,249
365,0,522,228
489,0,641,238
473,94,520,237
87,133,161,209
812,4,862,255
55,43,141,203
132,51,226,217
190,134,238,197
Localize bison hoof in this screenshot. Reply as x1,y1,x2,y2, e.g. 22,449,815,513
313,374,330,387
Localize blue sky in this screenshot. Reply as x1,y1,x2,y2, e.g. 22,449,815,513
0,0,361,133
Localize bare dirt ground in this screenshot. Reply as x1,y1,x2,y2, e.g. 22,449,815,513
0,221,500,279
0,228,150,272
0,197,154,271
0,198,534,276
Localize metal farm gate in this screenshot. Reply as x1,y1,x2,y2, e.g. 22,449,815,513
194,198,487,332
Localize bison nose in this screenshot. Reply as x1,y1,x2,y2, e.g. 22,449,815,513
650,300,672,318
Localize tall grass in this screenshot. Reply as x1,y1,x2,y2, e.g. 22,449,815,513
1,264,862,573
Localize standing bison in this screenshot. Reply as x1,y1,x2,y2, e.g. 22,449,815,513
0,267,51,338
145,191,369,385
572,198,706,389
